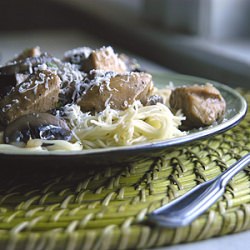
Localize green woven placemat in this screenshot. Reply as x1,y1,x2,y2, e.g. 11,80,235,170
0,91,249,250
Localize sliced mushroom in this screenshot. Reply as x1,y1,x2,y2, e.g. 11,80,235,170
4,113,72,145
0,123,4,131
0,73,29,98
77,72,154,113
0,74,16,98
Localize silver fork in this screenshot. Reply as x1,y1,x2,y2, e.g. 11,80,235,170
147,153,250,228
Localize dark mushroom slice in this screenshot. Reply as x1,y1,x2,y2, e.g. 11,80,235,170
0,74,17,98
0,69,61,125
0,123,4,131
0,73,29,98
169,84,226,129
81,46,127,73
63,47,92,66
77,72,154,113
4,113,72,145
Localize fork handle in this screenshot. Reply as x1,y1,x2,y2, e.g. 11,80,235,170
148,153,250,228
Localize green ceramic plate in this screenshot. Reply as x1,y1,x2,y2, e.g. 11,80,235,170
0,72,247,167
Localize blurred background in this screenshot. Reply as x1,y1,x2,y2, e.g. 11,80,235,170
0,0,249,87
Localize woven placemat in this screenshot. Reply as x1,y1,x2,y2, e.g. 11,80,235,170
0,91,249,250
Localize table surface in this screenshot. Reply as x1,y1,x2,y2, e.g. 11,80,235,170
0,29,249,250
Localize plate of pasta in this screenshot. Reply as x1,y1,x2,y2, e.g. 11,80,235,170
0,46,247,167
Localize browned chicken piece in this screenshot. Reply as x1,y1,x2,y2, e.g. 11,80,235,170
170,84,226,129
10,46,41,63
0,70,61,125
82,46,127,73
77,72,154,113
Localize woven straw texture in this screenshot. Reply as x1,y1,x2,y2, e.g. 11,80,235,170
0,91,250,250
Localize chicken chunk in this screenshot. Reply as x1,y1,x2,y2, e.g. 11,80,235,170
77,72,154,113
170,84,226,129
82,46,127,73
0,70,61,125
9,46,41,63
